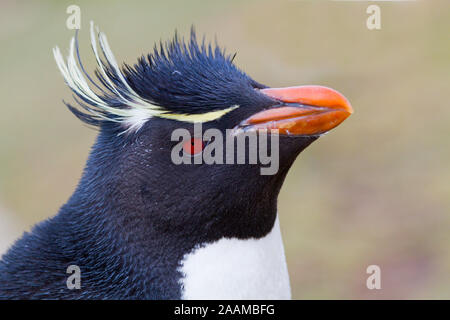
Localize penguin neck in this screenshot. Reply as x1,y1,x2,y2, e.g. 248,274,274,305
178,215,292,299
55,130,293,298
60,166,284,299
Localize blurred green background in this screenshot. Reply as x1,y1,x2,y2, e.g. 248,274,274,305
0,0,449,299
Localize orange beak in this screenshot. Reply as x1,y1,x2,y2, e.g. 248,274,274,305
237,86,353,136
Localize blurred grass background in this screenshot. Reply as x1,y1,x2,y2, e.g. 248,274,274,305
0,0,449,299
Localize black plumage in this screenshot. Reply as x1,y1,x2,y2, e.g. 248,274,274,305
0,27,322,299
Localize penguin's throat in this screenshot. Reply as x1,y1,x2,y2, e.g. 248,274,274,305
177,215,291,300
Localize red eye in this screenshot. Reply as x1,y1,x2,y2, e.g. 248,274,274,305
183,137,205,155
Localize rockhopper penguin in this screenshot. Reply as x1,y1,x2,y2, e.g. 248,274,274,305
0,23,353,299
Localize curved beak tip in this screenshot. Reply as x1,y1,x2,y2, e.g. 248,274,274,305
240,85,353,136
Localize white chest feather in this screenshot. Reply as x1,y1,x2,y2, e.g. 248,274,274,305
178,217,291,300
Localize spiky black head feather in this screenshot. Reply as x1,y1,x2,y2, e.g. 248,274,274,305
56,24,268,130
124,29,265,114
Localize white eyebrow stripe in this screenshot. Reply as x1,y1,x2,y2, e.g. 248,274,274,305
53,21,240,132
54,45,117,125
68,38,107,107
97,30,141,101
91,23,161,112
89,23,122,99
158,105,239,123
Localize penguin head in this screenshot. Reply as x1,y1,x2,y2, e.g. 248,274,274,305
54,24,352,241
